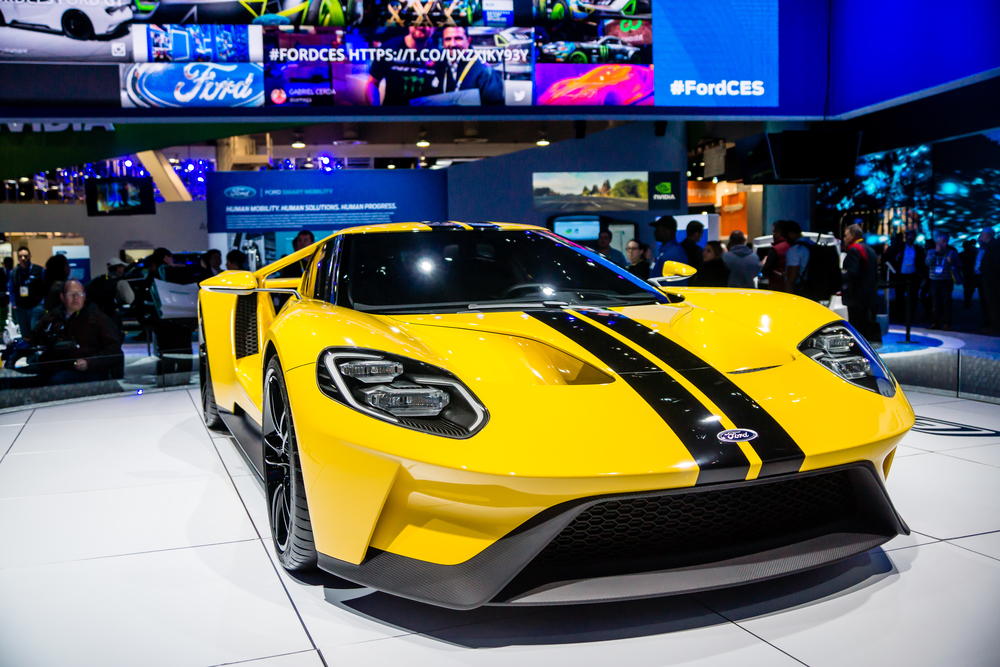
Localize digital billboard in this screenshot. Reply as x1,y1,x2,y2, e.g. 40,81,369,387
533,170,679,211
0,0,786,112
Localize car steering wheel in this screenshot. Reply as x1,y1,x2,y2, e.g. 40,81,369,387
499,283,553,299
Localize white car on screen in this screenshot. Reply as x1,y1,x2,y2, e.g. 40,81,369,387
0,0,132,40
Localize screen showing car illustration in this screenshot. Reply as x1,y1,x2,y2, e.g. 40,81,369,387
0,0,780,111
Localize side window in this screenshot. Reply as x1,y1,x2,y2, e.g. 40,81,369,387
312,237,341,304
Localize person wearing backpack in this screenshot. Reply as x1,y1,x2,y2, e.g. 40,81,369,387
784,221,841,301
783,221,812,294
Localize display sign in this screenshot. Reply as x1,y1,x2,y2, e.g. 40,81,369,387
206,169,448,233
120,62,265,108
533,170,680,212
0,0,789,111
53,245,91,284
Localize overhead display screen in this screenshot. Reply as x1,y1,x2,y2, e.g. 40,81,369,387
533,170,679,211
0,0,781,112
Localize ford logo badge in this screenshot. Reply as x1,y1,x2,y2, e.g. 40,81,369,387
717,429,758,443
224,186,256,199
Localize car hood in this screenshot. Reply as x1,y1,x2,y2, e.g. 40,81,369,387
389,302,794,381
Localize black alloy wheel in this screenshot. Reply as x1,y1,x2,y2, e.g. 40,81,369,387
263,357,316,571
61,10,94,40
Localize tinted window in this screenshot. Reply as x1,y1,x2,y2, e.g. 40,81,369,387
335,230,666,313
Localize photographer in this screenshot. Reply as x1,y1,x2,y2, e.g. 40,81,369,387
28,280,123,385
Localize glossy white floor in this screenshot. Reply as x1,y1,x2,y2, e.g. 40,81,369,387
2,389,1000,667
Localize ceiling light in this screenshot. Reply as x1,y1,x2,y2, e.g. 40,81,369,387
387,163,396,169
416,138,430,148
169,158,179,164
712,177,718,183
291,140,306,149
686,171,692,177
696,176,703,181
19,177,29,182
537,131,550,146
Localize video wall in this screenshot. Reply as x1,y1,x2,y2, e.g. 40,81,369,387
0,0,779,111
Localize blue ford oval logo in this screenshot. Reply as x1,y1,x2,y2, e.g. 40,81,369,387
717,429,758,443
224,186,256,199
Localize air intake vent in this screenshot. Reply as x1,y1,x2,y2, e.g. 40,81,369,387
234,294,258,359
535,471,854,565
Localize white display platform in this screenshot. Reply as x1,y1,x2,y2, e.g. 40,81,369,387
1,388,999,667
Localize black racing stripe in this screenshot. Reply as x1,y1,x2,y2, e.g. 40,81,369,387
422,221,465,229
577,309,805,477
528,310,750,484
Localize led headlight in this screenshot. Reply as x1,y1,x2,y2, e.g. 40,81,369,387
359,384,449,416
317,348,487,438
799,322,896,397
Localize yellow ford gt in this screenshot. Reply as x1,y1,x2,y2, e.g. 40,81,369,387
198,222,913,609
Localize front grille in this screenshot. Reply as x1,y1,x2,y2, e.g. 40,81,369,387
234,295,258,359
534,471,855,565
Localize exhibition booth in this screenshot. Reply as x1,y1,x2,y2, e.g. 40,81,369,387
2,0,1000,665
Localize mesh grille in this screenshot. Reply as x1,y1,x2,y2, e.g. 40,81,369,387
234,295,258,359
534,471,855,564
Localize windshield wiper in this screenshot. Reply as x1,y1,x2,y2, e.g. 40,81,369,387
468,300,569,310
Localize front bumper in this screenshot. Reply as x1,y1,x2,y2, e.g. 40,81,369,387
318,461,909,609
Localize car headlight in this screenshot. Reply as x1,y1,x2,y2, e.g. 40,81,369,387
798,322,896,397
317,348,488,438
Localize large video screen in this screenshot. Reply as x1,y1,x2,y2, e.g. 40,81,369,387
533,170,679,211
0,0,780,111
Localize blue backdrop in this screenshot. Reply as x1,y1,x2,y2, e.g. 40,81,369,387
206,169,448,234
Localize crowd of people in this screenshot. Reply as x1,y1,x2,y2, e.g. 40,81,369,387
593,216,1000,342
0,246,235,386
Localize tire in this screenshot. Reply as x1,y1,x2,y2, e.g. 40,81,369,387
263,357,316,571
567,51,588,64
61,10,94,40
199,318,225,430
200,349,225,430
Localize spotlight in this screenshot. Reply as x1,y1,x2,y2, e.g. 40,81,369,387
124,159,133,167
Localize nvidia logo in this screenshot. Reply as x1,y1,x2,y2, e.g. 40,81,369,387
655,182,672,194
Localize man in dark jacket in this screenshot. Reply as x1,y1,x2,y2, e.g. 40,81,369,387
28,279,123,385
0,256,10,331
977,227,999,334
680,220,705,273
884,229,926,323
438,27,506,106
842,224,882,343
9,247,45,336
925,232,963,330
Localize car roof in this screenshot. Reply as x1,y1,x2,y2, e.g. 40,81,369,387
330,221,544,237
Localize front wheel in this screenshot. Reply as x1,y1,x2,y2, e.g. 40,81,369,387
61,10,94,40
263,357,316,571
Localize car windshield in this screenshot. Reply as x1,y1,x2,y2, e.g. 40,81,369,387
338,229,667,313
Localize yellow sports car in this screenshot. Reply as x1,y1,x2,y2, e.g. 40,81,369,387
198,222,913,609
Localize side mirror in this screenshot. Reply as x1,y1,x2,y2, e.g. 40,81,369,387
661,261,697,280
200,271,303,300
201,270,256,295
